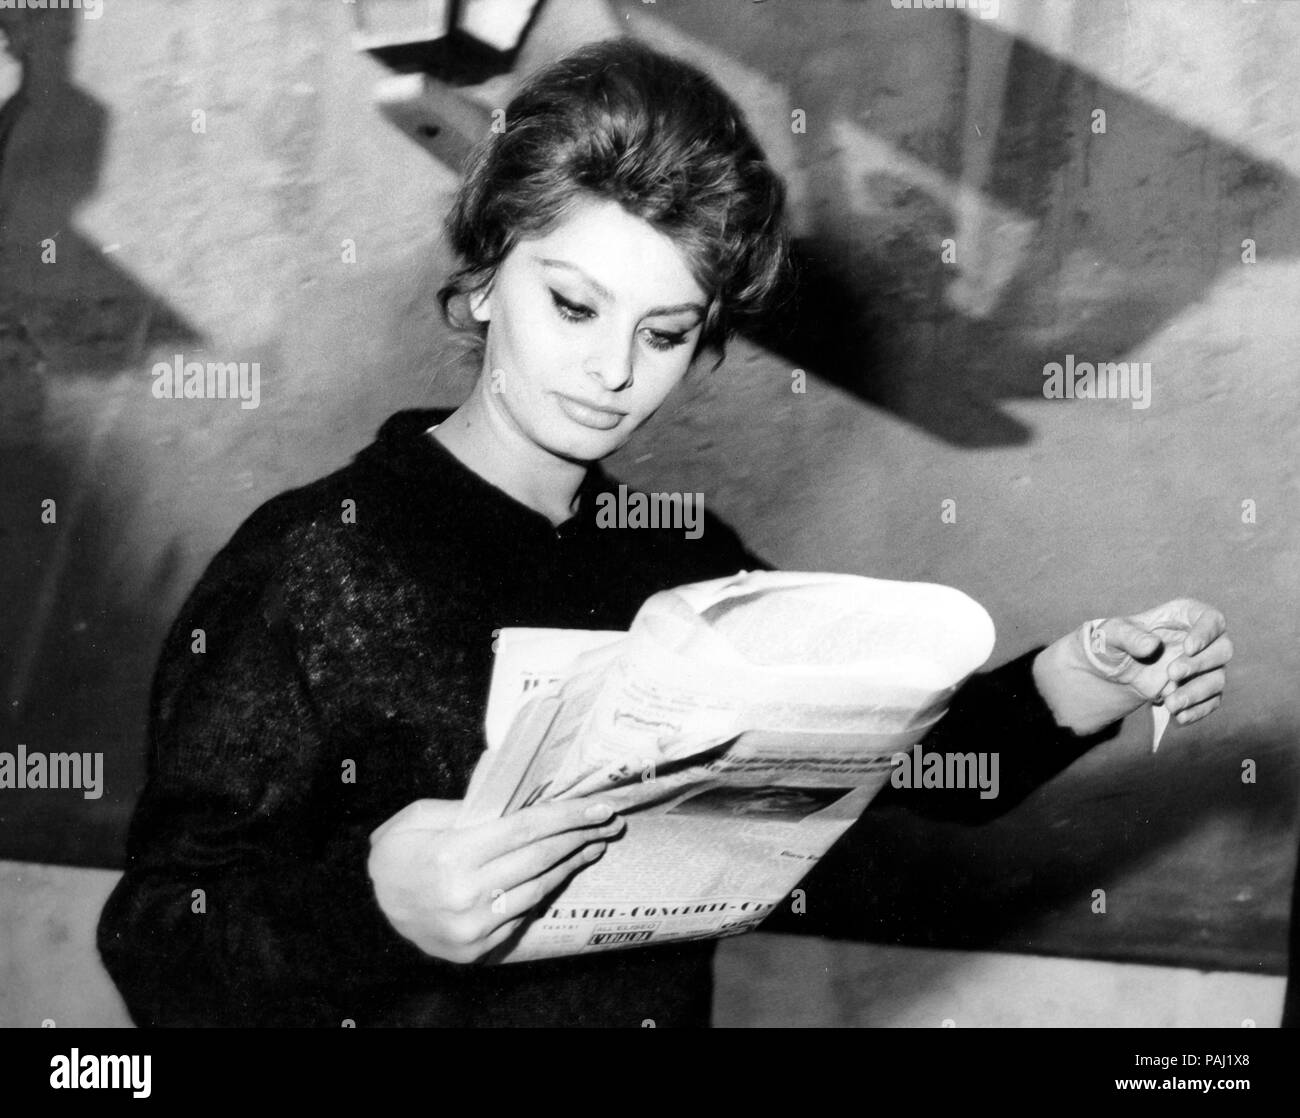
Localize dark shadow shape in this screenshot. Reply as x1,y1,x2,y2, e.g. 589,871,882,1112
0,9,198,381
660,6,1299,447
363,0,545,83
761,728,1297,974
0,11,202,865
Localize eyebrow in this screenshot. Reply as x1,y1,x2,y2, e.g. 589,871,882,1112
534,256,706,319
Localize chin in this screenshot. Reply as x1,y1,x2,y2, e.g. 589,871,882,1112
540,421,629,464
554,431,626,464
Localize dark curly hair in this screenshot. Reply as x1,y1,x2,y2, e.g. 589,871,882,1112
438,37,791,361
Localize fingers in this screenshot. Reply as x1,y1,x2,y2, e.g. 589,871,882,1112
487,838,611,925
1105,601,1231,704
483,815,624,895
1128,599,1227,654
1097,617,1163,664
1168,632,1233,684
1181,603,1227,656
1163,668,1227,725
459,798,618,867
1135,602,1231,719
1167,693,1221,726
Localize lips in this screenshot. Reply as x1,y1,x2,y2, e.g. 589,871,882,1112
555,393,627,431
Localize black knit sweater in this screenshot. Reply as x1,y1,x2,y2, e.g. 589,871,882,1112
97,408,1113,1028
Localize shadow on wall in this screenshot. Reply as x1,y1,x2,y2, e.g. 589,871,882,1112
0,13,196,384
764,721,1297,972
0,10,198,864
728,11,1296,447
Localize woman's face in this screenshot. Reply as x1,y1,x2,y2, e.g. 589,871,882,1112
469,196,710,462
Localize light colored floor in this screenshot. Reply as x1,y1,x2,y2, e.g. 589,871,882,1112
713,934,1285,1028
0,860,1285,1028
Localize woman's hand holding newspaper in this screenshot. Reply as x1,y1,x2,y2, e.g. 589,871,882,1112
367,797,624,963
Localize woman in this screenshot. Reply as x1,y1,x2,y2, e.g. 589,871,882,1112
98,38,1231,1028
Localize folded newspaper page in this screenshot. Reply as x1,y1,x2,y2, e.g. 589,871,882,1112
460,570,996,963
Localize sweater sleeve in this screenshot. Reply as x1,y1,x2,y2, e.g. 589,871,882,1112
868,647,1120,824
96,527,443,1027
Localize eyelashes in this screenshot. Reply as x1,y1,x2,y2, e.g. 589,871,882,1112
549,291,689,353
550,291,593,324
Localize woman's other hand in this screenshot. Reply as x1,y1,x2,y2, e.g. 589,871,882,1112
1032,598,1232,736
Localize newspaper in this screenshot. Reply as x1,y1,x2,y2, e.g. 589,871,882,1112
459,570,996,963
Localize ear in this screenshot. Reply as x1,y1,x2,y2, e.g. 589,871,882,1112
468,285,493,324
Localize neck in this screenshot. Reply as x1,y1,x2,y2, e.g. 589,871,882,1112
431,378,587,527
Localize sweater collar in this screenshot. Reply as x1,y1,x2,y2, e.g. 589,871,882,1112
356,408,609,538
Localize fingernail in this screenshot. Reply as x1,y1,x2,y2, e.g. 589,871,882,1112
584,803,613,821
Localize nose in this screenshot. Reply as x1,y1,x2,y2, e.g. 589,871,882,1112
582,332,635,393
